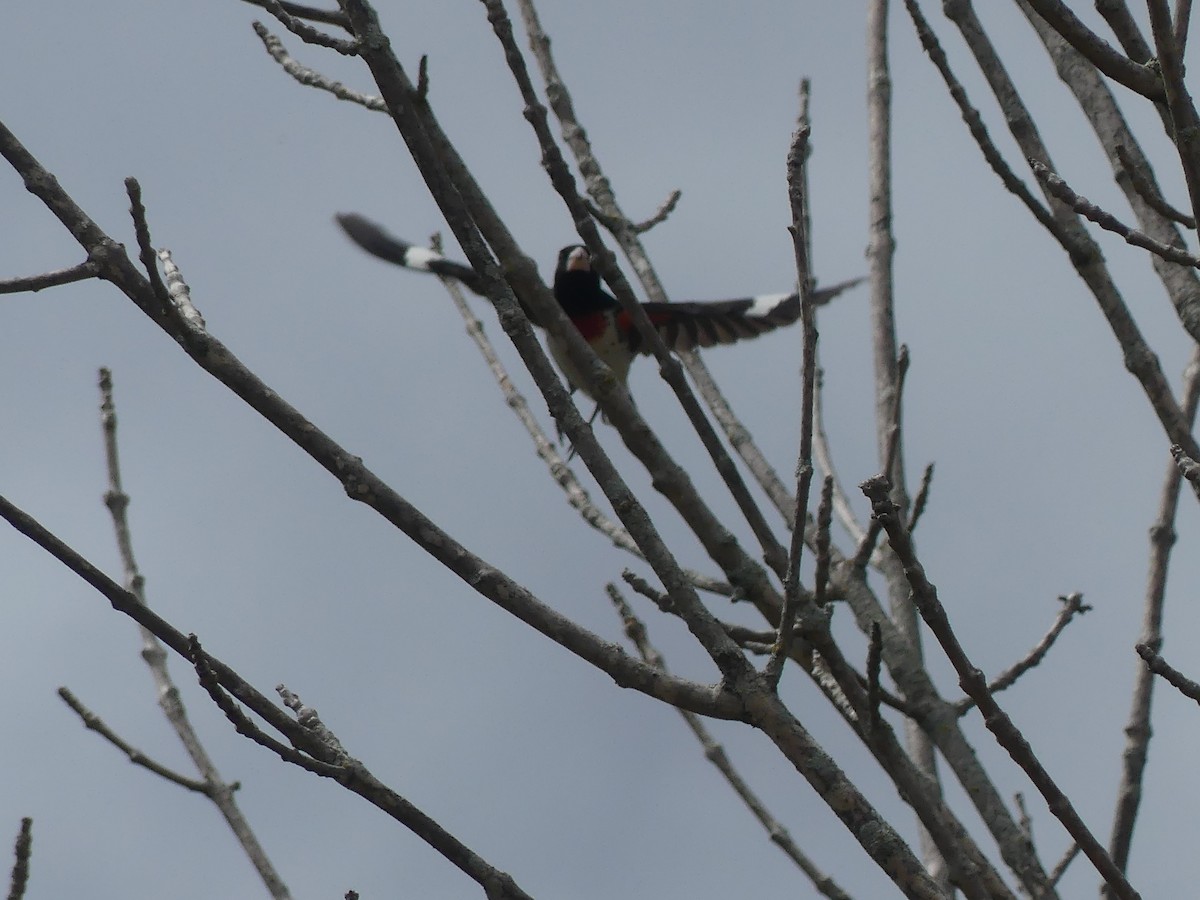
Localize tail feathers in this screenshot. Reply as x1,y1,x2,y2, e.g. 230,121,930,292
335,213,489,296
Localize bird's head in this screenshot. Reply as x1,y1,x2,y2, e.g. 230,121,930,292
555,244,593,278
553,244,611,315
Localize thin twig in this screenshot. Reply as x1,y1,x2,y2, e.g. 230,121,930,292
0,260,99,294
866,622,883,730
953,593,1091,715
1109,352,1200,879
97,368,286,896
514,0,807,531
1115,144,1196,228
253,23,385,110
1147,0,1200,227
902,0,1065,237
57,688,213,794
920,0,1200,464
813,477,833,606
812,369,866,543
1049,843,1080,886
258,0,358,53
1096,2,1154,62
1135,643,1200,702
765,122,818,689
908,463,934,531
415,54,429,101
124,179,170,308
6,818,31,900
861,475,1141,900
189,643,345,778
473,0,792,617
851,346,911,570
239,0,350,30
1175,0,1193,57
865,16,944,878
1020,0,1165,98
605,586,854,900
0,112,745,717
1019,12,1200,352
1031,161,1200,268
881,345,910,486
1014,793,1033,844
621,570,673,615
185,637,538,900
632,189,682,233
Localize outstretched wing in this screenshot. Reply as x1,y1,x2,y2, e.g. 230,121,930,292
627,277,864,354
335,213,489,296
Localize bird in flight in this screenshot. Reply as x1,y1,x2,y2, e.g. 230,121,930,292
335,213,860,399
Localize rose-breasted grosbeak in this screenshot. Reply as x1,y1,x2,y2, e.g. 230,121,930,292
336,213,860,398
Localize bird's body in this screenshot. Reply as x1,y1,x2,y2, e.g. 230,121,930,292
336,214,861,399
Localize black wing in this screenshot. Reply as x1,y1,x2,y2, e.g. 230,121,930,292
631,277,863,354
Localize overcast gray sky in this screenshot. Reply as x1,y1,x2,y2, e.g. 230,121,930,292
3,2,1199,898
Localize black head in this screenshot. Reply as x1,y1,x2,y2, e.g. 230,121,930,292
553,244,615,315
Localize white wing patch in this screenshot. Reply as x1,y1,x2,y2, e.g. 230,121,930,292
402,246,444,272
744,292,793,318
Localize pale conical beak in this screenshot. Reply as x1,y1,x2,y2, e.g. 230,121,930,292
566,246,591,272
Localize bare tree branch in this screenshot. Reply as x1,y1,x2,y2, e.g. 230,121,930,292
1115,143,1196,228
240,0,349,30
259,0,358,53
585,189,682,235
0,260,99,293
1169,442,1200,498
866,621,883,730
866,5,946,879
96,367,289,898
1095,1,1154,64
188,645,347,779
765,121,819,689
426,235,733,596
1175,0,1193,57
253,22,384,110
4,486,538,899
1030,161,1200,267
352,1,951,864
1107,350,1200,887
1048,841,1079,886
1135,642,1200,702
1016,9,1200,347
953,593,1091,716
1147,0,1200,225
813,476,833,607
5,819,31,900
812,368,867,544
514,0,812,531
902,0,1060,235
908,462,934,531
918,0,1200,467
1021,0,1165,99
606,585,854,900
861,474,1141,900
57,688,213,794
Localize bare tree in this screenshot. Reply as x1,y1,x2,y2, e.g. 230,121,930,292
3,2,1199,898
